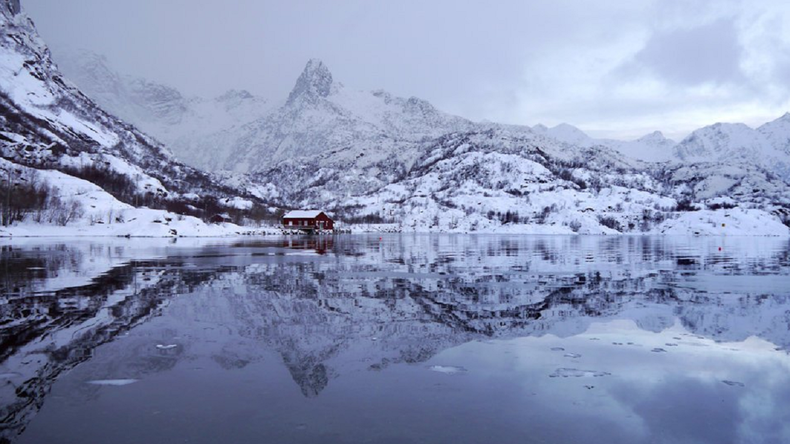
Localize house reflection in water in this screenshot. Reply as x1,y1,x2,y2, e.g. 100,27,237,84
282,236,335,254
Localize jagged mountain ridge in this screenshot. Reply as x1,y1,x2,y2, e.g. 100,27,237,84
53,52,477,174
673,117,790,181
238,62,790,233
58,51,790,183
214,58,479,174
58,51,687,172
66,50,790,178
51,48,275,172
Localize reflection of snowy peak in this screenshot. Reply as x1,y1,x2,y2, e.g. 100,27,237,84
3,235,790,440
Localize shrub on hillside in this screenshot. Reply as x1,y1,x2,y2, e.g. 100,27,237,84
598,215,621,231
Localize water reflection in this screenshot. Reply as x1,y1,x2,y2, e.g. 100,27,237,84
1,235,790,443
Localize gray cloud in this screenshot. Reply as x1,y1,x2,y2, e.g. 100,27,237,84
626,19,744,86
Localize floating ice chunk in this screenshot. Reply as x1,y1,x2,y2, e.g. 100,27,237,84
87,379,138,386
429,365,468,374
722,380,744,387
564,353,582,359
549,368,611,378
0,372,22,379
156,344,178,350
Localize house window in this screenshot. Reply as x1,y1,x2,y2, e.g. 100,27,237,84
288,221,292,226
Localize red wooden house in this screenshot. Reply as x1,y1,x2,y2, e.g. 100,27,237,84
282,210,334,231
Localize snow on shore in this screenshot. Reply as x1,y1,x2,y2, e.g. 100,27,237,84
0,160,279,238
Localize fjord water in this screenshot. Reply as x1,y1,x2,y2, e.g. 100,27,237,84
2,235,790,444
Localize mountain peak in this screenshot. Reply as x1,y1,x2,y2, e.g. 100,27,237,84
216,89,253,101
532,124,549,133
638,130,667,142
287,59,333,104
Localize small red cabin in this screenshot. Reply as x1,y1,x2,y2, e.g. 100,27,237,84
282,210,334,231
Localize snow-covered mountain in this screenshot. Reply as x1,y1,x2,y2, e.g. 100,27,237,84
60,53,790,235
212,59,478,174
531,123,677,163
6,0,790,236
532,122,595,147
0,1,271,235
53,53,477,174
52,48,275,170
52,49,187,125
673,118,790,181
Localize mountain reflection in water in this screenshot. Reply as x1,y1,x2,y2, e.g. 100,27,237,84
1,235,790,444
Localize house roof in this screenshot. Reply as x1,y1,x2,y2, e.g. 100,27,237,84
283,210,326,219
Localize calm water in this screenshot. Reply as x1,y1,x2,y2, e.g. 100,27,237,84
1,234,790,444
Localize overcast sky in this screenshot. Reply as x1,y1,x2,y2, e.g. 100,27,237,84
23,0,790,140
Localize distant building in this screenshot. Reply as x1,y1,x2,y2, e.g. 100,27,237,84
209,213,233,224
282,210,334,231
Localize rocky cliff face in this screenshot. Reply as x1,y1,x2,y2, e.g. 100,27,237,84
3,0,20,15
287,58,333,104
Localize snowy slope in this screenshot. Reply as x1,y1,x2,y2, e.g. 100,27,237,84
53,49,275,170
673,120,790,181
56,51,790,237
532,123,594,147
601,131,676,163
0,0,265,232
0,158,255,237
338,129,790,236
531,123,676,163
223,59,476,174
757,113,790,163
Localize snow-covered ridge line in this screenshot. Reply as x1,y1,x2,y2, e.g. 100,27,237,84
3,0,790,236
54,50,790,236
